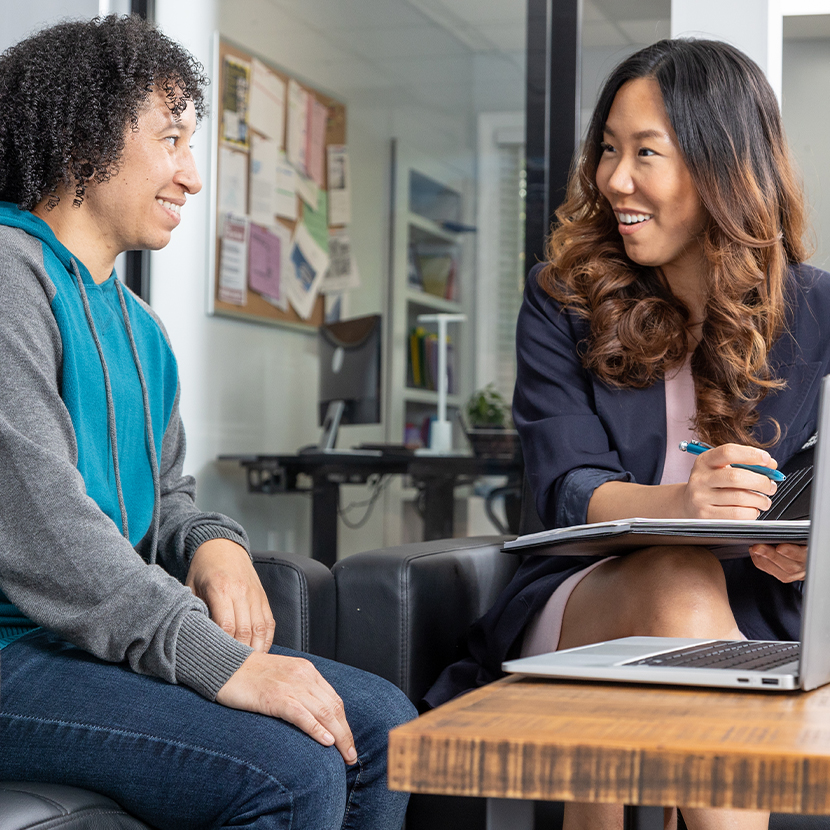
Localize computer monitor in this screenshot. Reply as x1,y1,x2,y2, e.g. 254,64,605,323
316,314,381,450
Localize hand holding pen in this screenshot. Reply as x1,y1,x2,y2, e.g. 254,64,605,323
679,440,786,482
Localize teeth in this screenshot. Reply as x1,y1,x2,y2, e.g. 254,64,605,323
618,212,651,225
157,199,181,215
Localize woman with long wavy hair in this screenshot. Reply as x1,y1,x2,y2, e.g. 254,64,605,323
427,38,830,830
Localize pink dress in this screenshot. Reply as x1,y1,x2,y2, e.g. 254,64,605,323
521,358,697,656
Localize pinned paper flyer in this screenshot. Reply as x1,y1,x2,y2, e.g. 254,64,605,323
275,151,298,221
302,190,329,253
286,223,330,320
295,173,319,212
248,222,288,310
219,214,248,306
218,147,248,219
286,79,309,176
306,98,328,187
222,56,251,149
249,134,279,226
321,228,360,294
327,145,351,226
249,58,286,144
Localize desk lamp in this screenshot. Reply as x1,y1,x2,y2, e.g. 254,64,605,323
416,312,466,453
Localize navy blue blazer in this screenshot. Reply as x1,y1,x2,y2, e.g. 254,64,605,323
425,261,830,708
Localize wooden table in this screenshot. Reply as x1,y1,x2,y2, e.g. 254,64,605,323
389,674,830,828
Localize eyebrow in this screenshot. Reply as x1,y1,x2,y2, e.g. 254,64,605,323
602,125,670,142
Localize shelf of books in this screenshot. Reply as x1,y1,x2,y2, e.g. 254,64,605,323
384,140,474,545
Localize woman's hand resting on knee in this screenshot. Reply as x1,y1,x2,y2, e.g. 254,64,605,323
216,651,358,764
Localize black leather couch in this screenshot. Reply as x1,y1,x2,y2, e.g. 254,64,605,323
0,551,335,830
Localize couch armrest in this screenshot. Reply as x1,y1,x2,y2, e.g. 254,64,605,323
0,782,149,830
333,536,518,704
253,552,335,659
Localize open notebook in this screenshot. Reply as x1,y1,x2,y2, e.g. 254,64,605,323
502,377,830,692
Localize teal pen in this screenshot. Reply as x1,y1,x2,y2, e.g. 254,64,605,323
679,440,786,482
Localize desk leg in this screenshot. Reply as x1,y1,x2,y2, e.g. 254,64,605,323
624,805,665,830
421,477,455,540
486,798,534,830
311,477,338,568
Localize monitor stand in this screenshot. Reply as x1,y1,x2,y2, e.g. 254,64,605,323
317,400,345,450
302,401,383,457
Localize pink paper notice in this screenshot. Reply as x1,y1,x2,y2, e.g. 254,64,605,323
248,223,283,304
306,98,328,187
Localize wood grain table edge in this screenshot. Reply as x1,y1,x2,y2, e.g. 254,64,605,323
388,676,830,814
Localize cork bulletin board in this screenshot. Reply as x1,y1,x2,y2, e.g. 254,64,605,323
208,37,349,330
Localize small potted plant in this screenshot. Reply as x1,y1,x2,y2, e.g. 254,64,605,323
462,384,521,459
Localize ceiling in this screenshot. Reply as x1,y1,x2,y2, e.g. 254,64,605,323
400,0,671,53
267,1,830,123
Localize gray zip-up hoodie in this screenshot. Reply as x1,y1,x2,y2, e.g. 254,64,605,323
0,207,253,699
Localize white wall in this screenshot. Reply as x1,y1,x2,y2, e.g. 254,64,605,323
1,2,132,50
671,0,782,98
149,0,525,556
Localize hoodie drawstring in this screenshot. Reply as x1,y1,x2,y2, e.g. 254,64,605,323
115,279,161,564
71,259,160,563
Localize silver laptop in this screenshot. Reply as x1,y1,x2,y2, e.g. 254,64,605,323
502,374,830,692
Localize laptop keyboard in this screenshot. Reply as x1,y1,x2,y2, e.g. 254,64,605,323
624,640,800,671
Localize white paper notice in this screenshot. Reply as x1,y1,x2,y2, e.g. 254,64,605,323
321,229,360,294
249,58,286,144
327,144,351,226
219,214,248,306
275,152,298,221
295,173,319,211
249,134,279,225
286,223,330,320
286,80,309,176
218,147,248,218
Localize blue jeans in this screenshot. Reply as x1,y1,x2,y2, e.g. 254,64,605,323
0,630,416,829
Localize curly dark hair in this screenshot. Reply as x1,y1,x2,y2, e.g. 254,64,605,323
0,14,209,210
543,38,808,448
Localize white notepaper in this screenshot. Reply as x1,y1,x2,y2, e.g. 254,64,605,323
218,147,249,219
249,134,279,225
249,58,286,144
327,144,351,226
275,152,298,221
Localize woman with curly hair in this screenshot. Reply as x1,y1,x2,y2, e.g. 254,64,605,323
427,38,830,829
0,15,414,829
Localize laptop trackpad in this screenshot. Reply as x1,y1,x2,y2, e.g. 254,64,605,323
552,637,713,667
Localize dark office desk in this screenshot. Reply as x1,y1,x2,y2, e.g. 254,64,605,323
221,451,523,567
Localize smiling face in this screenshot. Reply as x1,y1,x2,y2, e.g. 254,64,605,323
82,88,202,256
595,77,708,300
35,86,203,282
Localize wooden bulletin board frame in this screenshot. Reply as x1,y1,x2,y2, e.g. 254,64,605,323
208,36,347,330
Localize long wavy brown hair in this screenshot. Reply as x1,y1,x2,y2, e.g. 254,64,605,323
542,38,808,447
